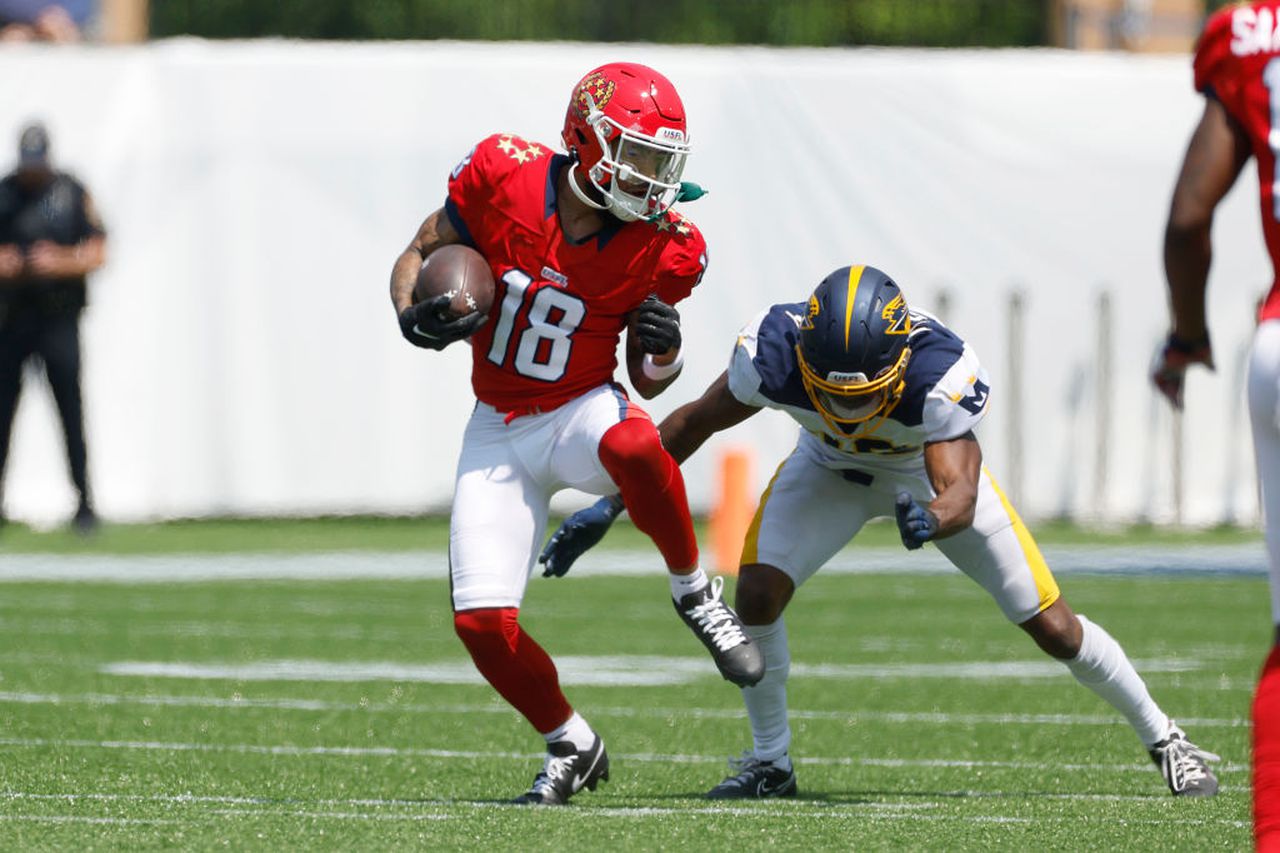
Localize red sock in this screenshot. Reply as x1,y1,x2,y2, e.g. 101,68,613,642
598,418,698,570
1257,644,1280,851
453,607,572,734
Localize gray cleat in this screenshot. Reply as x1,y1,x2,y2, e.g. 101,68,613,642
1149,723,1220,797
674,576,765,687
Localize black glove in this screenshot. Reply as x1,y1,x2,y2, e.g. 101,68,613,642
633,295,681,355
398,294,486,351
895,491,939,551
538,495,624,578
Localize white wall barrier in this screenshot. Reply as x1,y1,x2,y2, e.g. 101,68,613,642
0,39,1267,527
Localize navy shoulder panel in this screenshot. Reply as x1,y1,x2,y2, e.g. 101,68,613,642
892,313,966,427
752,302,811,409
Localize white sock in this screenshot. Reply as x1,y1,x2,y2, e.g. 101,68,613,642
1064,614,1170,746
741,618,791,762
544,711,595,752
669,565,709,601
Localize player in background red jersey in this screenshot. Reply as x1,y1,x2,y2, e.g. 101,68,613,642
1154,3,1280,844
388,62,763,806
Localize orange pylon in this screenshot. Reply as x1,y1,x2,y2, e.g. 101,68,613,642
709,446,756,576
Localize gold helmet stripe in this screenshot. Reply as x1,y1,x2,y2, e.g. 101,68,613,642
844,264,866,351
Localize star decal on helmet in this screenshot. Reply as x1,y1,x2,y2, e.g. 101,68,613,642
573,71,617,118
495,134,546,164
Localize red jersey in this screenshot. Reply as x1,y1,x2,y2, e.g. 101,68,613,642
1195,2,1280,318
444,132,708,412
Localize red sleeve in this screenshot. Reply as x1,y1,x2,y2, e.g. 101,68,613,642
651,216,709,306
445,134,520,245
1194,6,1240,102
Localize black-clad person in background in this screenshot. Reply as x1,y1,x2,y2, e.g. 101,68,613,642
0,122,106,532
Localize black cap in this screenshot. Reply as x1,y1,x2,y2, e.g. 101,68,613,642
18,122,49,167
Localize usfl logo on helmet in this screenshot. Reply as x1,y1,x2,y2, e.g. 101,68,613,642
573,71,617,118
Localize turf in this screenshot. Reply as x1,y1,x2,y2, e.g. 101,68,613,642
0,514,1264,554
0,560,1262,849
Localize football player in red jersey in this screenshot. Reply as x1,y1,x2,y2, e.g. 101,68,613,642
388,62,764,806
1155,2,1280,844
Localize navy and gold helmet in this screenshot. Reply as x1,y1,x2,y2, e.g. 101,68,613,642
796,264,912,435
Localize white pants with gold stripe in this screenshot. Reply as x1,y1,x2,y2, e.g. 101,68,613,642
744,445,1060,625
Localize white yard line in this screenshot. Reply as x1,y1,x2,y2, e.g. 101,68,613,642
3,792,292,806
0,809,1248,827
0,790,1175,807
0,545,1268,583
0,689,1249,729
0,736,1248,774
0,809,1251,827
0,619,422,643
91,655,1206,686
97,656,711,687
0,792,1251,826
204,808,451,821
0,815,182,825
0,792,933,810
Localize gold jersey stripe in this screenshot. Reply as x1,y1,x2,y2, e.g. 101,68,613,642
984,467,1061,613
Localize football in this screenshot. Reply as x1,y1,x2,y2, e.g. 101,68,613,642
413,244,495,319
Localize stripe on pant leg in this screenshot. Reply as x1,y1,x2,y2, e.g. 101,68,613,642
984,468,1060,612
740,460,787,566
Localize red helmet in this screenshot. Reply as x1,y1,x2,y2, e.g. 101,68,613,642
561,62,691,221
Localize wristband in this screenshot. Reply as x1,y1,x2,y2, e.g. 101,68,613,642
641,349,684,381
1166,332,1210,353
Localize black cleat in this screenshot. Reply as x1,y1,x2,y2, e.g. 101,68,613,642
511,735,609,806
705,752,798,799
674,576,764,687
72,503,98,536
1149,723,1220,797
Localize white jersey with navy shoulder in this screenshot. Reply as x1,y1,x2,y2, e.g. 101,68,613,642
726,302,991,475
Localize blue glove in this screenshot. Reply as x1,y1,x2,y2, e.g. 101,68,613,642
895,491,939,551
539,495,624,578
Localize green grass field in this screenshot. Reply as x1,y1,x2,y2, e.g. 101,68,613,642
0,514,1266,553
0,519,1267,849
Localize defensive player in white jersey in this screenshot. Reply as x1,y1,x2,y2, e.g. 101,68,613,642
542,264,1220,798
